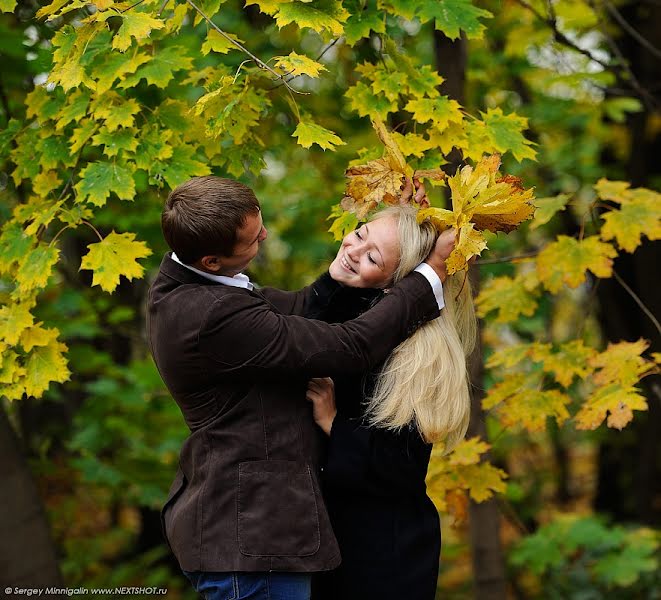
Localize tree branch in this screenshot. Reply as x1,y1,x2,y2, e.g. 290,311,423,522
602,0,661,61
184,0,308,95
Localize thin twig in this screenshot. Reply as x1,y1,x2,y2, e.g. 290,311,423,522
269,37,342,91
157,0,170,16
82,220,103,242
121,0,149,13
476,251,539,265
612,269,661,336
184,0,307,94
602,0,661,61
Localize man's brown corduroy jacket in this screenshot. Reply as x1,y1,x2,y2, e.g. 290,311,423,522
147,254,440,574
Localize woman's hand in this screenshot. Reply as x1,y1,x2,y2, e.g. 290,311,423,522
306,377,337,436
400,177,429,207
424,228,457,283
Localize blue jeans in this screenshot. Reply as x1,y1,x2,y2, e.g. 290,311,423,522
183,571,311,600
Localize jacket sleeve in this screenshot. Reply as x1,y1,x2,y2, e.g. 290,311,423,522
197,271,439,378
323,415,431,496
258,272,342,317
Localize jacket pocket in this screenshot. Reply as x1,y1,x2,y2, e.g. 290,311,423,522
237,460,320,557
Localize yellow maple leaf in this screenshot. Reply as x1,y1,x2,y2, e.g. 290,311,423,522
274,51,327,78
23,338,70,398
0,302,35,346
80,231,152,293
19,323,59,353
446,223,488,274
447,437,491,466
110,10,164,52
536,235,617,292
589,339,655,387
531,340,598,388
575,383,647,430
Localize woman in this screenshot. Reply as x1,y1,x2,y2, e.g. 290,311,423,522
306,204,477,600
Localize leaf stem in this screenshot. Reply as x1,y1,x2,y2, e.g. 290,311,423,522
82,220,103,242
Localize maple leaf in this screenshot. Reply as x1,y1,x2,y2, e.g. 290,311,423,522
0,222,35,275
461,462,508,502
75,161,136,206
476,270,541,323
80,231,152,293
345,81,397,120
23,338,71,398
599,192,661,253
275,52,327,78
150,144,211,189
273,0,350,37
575,383,647,431
110,10,164,52
292,120,345,150
19,324,60,353
531,193,572,229
327,205,359,241
447,437,490,466
69,119,99,154
589,340,655,388
91,49,152,94
391,132,434,158
15,245,60,297
1,0,17,11
445,223,487,274
0,302,34,346
531,340,598,388
119,45,194,88
404,96,463,130
344,5,386,45
481,107,537,162
201,30,244,55
92,127,140,158
536,235,617,293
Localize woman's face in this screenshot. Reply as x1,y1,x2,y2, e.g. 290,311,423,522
329,216,400,288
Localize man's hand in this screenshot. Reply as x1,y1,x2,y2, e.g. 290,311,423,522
305,377,337,436
424,228,457,283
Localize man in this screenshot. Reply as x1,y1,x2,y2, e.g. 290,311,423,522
147,176,454,600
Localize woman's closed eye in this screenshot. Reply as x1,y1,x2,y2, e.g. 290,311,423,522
367,252,377,265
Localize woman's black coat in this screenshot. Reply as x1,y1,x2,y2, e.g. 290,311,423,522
309,277,441,600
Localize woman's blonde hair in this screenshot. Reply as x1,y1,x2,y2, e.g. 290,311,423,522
365,205,477,453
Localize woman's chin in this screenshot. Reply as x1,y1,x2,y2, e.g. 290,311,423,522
330,261,357,287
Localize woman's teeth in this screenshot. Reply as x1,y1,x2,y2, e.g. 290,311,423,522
341,255,355,273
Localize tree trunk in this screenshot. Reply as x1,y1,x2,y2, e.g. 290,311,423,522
0,403,64,592
594,0,661,527
434,28,508,599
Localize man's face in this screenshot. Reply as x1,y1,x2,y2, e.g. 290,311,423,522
197,210,268,276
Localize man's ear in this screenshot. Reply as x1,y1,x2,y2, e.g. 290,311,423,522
198,255,223,273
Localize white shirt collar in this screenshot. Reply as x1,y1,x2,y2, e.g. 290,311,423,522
170,253,254,290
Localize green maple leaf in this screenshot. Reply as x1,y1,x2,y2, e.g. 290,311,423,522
327,205,359,241
15,245,60,297
38,133,75,169
111,10,164,52
531,193,572,229
0,303,34,346
0,0,17,12
134,125,173,171
476,272,540,323
345,81,396,120
292,120,345,150
69,119,99,154
405,96,463,129
92,127,139,158
80,231,152,292
0,223,35,275
151,144,211,189
75,161,136,206
91,50,152,94
120,45,194,88
416,0,492,39
344,6,385,45
370,68,407,102
55,88,91,131
201,30,243,55
25,86,65,121
481,107,537,162
23,339,70,398
274,0,350,37
93,96,141,131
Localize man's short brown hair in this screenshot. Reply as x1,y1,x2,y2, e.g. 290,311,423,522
162,176,260,264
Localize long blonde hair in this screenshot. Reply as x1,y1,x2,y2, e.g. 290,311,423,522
365,205,477,452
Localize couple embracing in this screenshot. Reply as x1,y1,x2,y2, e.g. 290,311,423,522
147,176,476,600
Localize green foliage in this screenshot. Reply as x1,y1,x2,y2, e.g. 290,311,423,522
510,515,660,597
